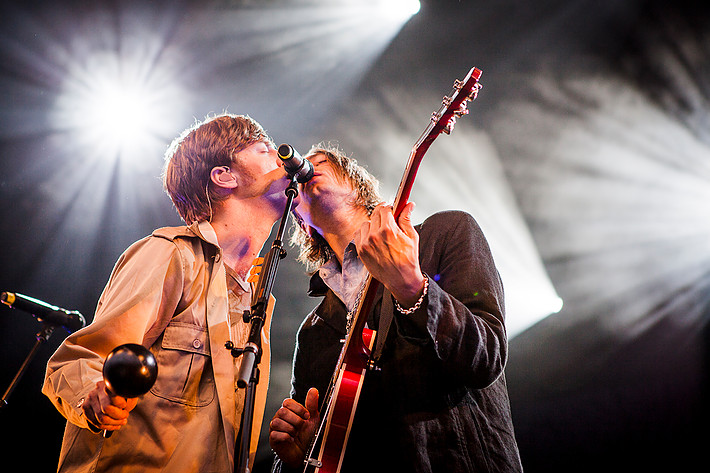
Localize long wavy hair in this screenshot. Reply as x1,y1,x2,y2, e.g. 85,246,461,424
291,143,383,271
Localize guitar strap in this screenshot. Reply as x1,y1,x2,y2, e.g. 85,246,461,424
371,290,394,367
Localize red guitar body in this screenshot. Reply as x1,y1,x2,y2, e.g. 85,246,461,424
304,67,483,473
314,326,375,472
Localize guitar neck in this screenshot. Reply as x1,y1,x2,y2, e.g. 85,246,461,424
392,67,482,220
342,66,482,362
391,143,427,220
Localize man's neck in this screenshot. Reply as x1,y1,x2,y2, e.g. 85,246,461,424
210,202,277,279
316,205,369,266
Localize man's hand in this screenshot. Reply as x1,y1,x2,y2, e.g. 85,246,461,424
354,202,425,308
269,387,320,468
81,380,138,433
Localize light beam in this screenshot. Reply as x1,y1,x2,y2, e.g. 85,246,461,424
51,43,189,167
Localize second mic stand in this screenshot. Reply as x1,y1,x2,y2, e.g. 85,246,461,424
1,321,56,409
225,175,299,473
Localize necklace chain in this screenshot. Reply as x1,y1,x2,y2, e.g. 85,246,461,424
345,277,368,334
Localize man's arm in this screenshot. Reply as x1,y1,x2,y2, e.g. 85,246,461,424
357,206,508,388
42,235,185,429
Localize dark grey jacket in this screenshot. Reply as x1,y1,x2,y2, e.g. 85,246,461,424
274,210,523,473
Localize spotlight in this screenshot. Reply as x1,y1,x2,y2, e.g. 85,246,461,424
377,0,421,20
52,49,187,165
80,76,155,156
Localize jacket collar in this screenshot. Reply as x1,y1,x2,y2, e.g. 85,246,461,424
308,271,330,297
192,220,220,248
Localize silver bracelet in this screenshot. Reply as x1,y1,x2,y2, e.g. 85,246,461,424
393,273,429,315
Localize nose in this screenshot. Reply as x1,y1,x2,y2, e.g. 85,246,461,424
271,148,283,168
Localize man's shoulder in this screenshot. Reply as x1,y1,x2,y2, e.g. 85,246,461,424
423,209,471,222
118,226,200,262
151,225,197,241
417,210,488,253
420,210,477,231
117,226,205,262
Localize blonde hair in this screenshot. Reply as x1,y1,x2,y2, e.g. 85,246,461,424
291,143,382,270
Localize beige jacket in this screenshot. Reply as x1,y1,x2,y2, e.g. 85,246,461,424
43,221,272,472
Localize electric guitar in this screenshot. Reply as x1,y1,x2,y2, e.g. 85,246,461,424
303,67,483,473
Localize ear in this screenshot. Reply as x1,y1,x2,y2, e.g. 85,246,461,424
210,166,238,190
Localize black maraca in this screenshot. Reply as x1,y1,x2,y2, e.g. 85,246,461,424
101,343,158,438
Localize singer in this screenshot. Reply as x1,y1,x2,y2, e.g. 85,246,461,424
42,113,295,472
268,144,523,472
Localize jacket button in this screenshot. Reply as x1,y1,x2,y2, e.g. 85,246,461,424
193,339,202,349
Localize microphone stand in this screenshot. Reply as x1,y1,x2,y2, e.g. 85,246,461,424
226,174,299,473
1,321,56,409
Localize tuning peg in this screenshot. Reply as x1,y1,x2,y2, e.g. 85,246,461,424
443,118,457,135
468,83,482,101
454,102,469,118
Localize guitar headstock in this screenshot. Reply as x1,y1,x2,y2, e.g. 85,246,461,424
432,67,482,135
394,66,484,217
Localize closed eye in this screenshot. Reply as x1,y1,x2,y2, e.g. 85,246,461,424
257,141,273,153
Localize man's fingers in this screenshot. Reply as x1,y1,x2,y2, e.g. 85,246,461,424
270,391,319,439
84,405,128,430
103,404,131,421
270,416,300,437
281,397,311,420
272,401,312,433
369,204,386,228
397,201,417,237
83,381,136,432
269,429,296,445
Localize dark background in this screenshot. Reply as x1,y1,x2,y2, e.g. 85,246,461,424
1,1,708,471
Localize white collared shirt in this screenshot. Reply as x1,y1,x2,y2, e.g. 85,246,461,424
318,242,369,312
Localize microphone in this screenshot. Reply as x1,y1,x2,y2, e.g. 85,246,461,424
1,292,86,333
277,144,314,183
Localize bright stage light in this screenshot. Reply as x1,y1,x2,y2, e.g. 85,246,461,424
52,46,188,167
72,74,156,158
376,0,420,20
86,80,152,152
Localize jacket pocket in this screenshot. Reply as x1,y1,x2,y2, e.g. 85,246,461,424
151,322,216,407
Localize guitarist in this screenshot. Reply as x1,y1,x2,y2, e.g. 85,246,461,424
269,144,523,472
